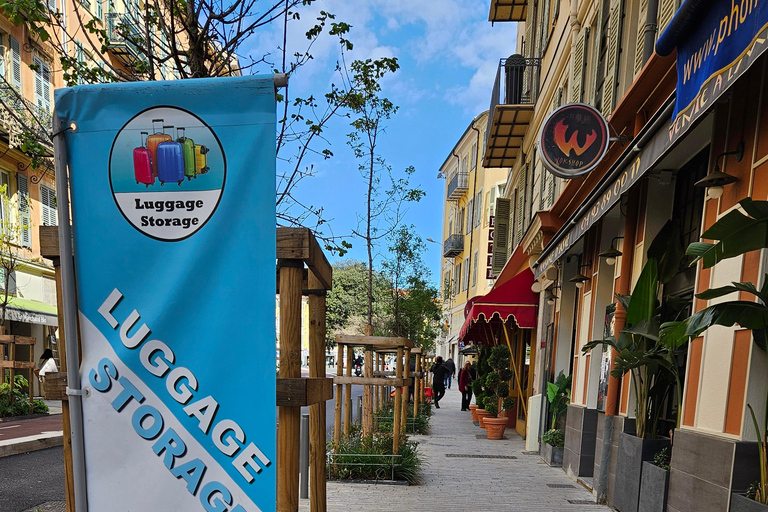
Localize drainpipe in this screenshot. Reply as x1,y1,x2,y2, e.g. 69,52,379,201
466,122,481,303
642,0,660,66
594,190,639,503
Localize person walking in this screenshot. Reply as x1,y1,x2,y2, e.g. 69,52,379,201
430,356,449,409
458,361,474,411
444,357,456,389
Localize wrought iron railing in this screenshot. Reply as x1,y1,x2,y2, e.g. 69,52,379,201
443,234,464,257
106,12,143,58
447,172,468,199
0,85,52,150
485,56,541,152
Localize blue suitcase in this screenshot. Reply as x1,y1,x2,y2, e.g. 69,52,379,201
157,140,185,186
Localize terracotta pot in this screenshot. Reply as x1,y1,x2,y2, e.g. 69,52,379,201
476,409,491,428
469,405,479,423
484,417,508,440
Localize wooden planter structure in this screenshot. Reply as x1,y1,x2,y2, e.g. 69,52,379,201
333,335,413,453
276,228,334,512
0,334,36,408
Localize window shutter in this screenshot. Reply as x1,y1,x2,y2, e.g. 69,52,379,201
601,0,624,118
489,187,497,218
48,0,57,11
492,198,511,275
472,250,478,287
572,28,588,102
515,186,524,246
658,0,675,33
0,35,5,79
42,62,51,112
523,1,537,93
10,37,21,90
474,190,482,228
471,144,477,170
465,201,472,234
634,0,649,75
591,0,607,105
520,166,529,229
548,173,556,207
17,174,30,247
96,0,103,18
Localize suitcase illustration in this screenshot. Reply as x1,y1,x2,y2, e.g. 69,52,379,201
146,119,172,177
157,130,185,185
133,132,154,187
176,127,197,180
194,144,210,175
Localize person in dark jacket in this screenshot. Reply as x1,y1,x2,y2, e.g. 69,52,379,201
444,357,456,389
430,356,449,408
458,361,474,411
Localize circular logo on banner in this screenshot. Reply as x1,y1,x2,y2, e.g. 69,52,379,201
109,106,226,242
538,103,610,179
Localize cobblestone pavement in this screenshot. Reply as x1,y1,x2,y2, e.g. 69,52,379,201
304,387,610,512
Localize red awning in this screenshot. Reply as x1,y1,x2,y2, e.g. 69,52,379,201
458,267,539,344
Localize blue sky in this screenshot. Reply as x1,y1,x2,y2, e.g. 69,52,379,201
256,1,517,284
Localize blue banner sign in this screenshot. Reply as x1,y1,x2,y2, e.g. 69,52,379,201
55,77,276,512
661,0,768,139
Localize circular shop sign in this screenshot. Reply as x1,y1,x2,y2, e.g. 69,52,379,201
538,103,609,179
109,106,226,242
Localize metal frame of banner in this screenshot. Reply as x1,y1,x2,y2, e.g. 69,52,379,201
53,112,89,512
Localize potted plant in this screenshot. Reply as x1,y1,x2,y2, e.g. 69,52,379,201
659,199,768,511
583,222,684,512
541,371,571,466
638,447,671,512
480,345,514,440
540,429,564,466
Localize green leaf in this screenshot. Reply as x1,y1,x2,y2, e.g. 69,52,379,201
696,281,766,303
691,208,768,268
626,258,659,326
660,301,768,349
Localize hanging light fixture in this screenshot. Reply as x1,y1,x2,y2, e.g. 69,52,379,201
598,236,624,266
569,263,591,289
694,141,744,198
545,285,560,305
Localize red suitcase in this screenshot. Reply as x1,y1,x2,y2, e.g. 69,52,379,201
133,131,154,187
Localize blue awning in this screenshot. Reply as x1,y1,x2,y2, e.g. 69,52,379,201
655,0,714,56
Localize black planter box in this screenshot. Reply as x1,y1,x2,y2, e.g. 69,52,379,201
638,462,669,512
613,433,670,512
541,442,563,467
731,493,768,512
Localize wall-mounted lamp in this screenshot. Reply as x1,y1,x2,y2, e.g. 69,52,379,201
694,141,744,199
545,285,561,305
598,236,624,266
569,263,592,289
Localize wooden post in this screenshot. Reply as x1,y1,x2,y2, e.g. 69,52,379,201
334,344,343,445
39,226,75,512
373,352,379,414
307,272,327,512
413,352,421,418
277,260,303,512
401,349,410,433
344,345,352,437
362,348,373,436
393,347,403,454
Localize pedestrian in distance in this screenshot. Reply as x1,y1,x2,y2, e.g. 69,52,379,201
430,356,449,408
35,348,57,382
458,361,474,411
444,357,456,389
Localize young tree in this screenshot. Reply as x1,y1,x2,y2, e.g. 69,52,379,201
346,58,424,328
0,0,387,253
0,184,28,331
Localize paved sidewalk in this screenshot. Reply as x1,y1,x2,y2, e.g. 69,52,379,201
305,387,609,512
0,408,63,459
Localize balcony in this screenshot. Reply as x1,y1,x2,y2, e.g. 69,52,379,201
106,13,144,66
447,172,469,200
0,86,53,153
489,0,528,22
443,234,464,257
483,56,540,168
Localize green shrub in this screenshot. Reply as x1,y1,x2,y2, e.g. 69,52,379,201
484,398,498,416
329,431,422,484
33,400,49,414
0,375,34,418
654,447,670,470
502,397,516,411
542,428,564,448
374,401,431,435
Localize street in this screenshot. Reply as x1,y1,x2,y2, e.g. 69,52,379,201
0,447,65,512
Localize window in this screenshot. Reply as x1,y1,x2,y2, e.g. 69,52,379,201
462,261,469,292
41,185,57,226
474,189,483,228
593,0,611,109
34,57,52,112
461,155,468,175
464,202,472,235
472,249,479,288
454,263,462,296
17,174,30,248
471,144,478,171
96,0,103,19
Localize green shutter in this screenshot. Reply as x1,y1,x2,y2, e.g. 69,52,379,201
634,0,649,75
492,198,511,275
548,173,556,207
601,0,624,118
572,28,588,102
515,185,524,246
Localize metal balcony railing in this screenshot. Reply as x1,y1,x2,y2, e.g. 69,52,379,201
447,172,468,200
0,85,53,151
484,56,541,152
106,13,144,64
443,234,464,257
